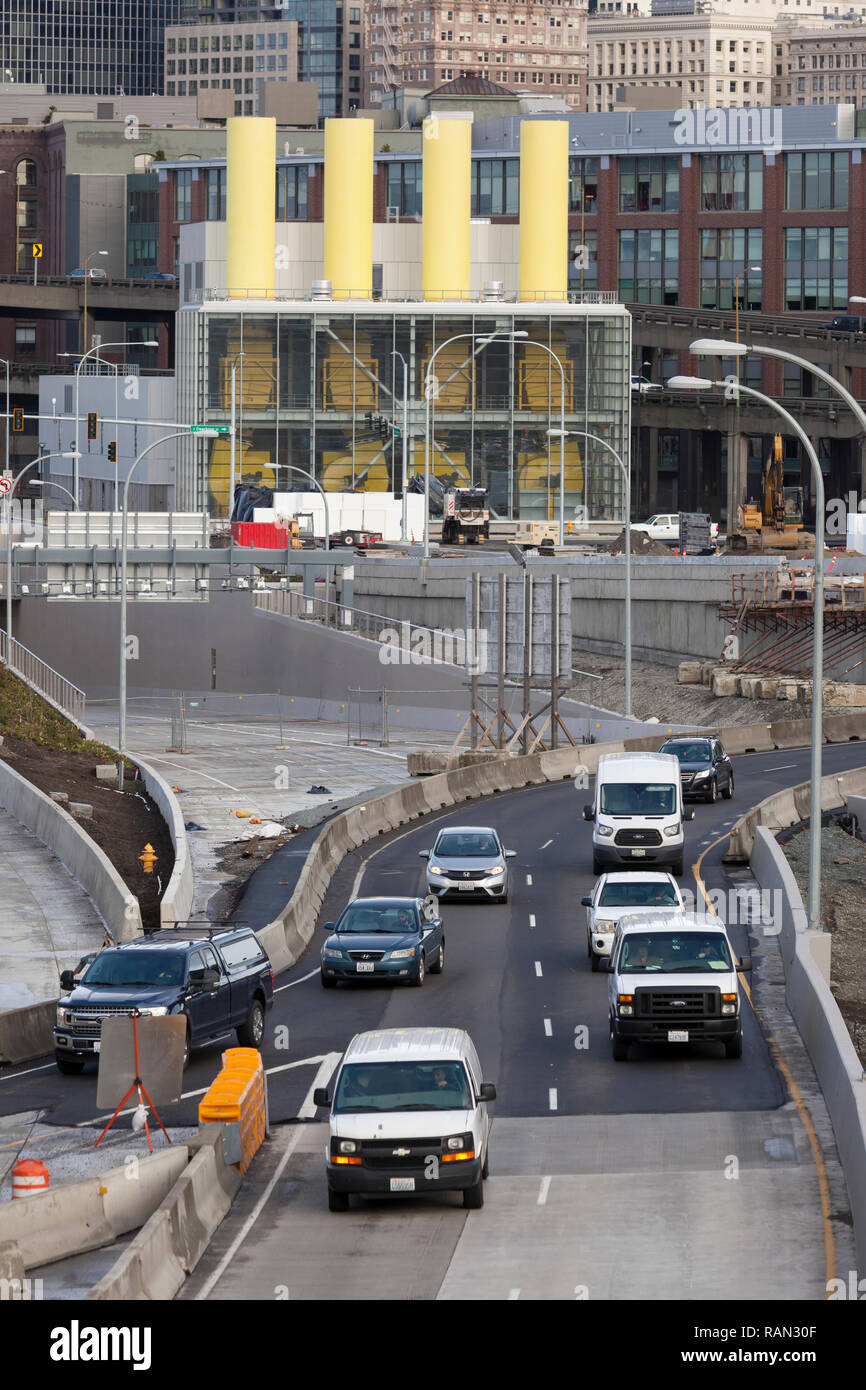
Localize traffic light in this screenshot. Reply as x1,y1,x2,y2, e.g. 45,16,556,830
378,415,389,442
11,408,23,432
364,412,374,430
107,440,117,464
86,411,98,441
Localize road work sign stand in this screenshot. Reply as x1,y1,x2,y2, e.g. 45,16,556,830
95,1012,185,1151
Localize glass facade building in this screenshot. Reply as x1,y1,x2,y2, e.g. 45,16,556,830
176,304,631,523
0,0,180,94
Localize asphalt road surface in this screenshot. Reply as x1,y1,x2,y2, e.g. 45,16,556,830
3,741,862,1300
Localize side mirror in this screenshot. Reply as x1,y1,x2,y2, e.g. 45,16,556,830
582,805,593,822
505,850,516,859
323,920,336,931
599,957,612,972
737,956,752,972
188,967,205,990
59,969,75,990
313,1088,330,1108
418,850,430,859
684,808,695,821
580,896,592,907
202,967,219,991
478,1083,496,1102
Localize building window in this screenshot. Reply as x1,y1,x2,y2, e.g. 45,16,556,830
700,228,763,310
15,324,36,354
785,151,848,210
618,228,679,303
276,165,308,220
568,229,598,289
568,155,599,211
784,227,848,311
618,156,679,212
700,152,763,211
175,168,192,222
471,157,519,215
128,183,158,224
206,167,226,220
386,160,423,217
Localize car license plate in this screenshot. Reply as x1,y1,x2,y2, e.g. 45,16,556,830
459,883,474,891
93,1041,101,1053
631,848,646,857
390,1177,415,1192
668,1030,689,1043
355,962,375,973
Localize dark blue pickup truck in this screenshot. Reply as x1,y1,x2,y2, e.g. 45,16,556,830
54,927,274,1074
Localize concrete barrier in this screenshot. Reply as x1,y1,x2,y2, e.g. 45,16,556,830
0,999,57,1067
751,826,866,1266
0,755,142,943
135,757,194,930
722,724,775,755
824,713,866,744
725,766,866,861
0,1146,188,1269
846,793,866,837
770,718,815,750
86,1125,242,1301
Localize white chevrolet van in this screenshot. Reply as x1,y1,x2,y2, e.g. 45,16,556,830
314,1026,496,1212
582,751,693,877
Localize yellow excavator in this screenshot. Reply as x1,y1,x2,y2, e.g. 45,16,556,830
729,434,812,552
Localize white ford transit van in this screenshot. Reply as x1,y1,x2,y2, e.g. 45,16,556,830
314,1026,496,1212
582,751,693,877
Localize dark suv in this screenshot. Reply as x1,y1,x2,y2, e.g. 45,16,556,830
658,736,734,803
54,927,274,1074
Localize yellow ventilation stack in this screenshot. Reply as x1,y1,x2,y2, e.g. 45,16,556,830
323,118,374,299
422,115,472,301
226,117,276,299
519,122,569,303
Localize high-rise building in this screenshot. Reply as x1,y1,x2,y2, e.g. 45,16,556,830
176,0,363,120
364,0,589,111
0,0,181,94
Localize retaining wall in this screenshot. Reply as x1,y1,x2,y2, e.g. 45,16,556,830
751,827,866,1269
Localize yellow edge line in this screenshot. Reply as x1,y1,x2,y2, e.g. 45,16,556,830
693,831,836,1296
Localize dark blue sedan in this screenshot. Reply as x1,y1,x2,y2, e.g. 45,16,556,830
320,896,445,989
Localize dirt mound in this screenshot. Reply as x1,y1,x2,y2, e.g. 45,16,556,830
598,528,672,557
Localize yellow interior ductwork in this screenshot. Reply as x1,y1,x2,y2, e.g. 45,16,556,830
218,327,277,411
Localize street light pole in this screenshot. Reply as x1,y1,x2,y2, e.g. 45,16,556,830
278,463,330,552
119,431,189,762
61,336,155,507
424,330,529,558
80,250,108,355
5,450,77,647
31,480,79,509
229,350,245,522
1,357,9,475
669,373,825,936
550,427,631,718
391,350,409,544
525,340,566,545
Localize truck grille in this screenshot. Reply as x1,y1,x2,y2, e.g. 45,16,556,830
636,989,718,1020
614,829,663,847
68,1006,136,1037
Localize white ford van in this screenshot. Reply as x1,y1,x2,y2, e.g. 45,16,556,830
603,912,751,1060
314,1026,496,1212
582,751,693,877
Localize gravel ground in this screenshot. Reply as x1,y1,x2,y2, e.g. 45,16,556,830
781,819,866,1067
568,649,813,728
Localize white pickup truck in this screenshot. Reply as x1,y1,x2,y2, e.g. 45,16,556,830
631,513,719,545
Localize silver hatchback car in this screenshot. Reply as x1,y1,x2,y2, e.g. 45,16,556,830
420,825,515,904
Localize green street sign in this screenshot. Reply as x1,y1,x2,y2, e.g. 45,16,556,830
190,424,231,435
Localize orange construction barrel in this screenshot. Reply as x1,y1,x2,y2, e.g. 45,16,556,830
12,1159,50,1198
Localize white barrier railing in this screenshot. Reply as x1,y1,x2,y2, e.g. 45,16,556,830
0,631,87,727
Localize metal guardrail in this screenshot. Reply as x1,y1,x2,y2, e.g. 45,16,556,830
254,586,458,653
0,630,87,727
193,287,620,306
628,302,866,350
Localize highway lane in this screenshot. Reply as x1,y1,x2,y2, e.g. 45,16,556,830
3,740,862,1129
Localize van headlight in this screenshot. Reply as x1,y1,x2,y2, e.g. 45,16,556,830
56,1006,70,1025
663,824,681,837
338,1139,357,1154
594,919,614,932
596,825,614,838
721,994,738,1016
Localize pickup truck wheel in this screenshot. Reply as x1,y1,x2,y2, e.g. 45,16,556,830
462,1174,484,1209
481,1148,489,1179
591,951,600,973
724,1028,743,1059
328,1188,350,1212
237,998,265,1048
592,854,602,876
55,1055,85,1075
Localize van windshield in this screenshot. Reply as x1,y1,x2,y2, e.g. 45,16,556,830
333,1061,473,1113
617,932,733,973
599,783,677,815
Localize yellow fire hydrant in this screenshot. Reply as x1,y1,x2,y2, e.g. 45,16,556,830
139,843,158,875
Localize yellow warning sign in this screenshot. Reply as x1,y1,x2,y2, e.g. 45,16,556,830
32,244,43,258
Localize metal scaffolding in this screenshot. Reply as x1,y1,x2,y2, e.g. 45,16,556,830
719,568,866,678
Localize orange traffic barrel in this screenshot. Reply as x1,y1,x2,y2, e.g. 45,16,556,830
12,1159,50,1198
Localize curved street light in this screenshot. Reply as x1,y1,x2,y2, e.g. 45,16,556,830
669,373,825,938
5,450,78,643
